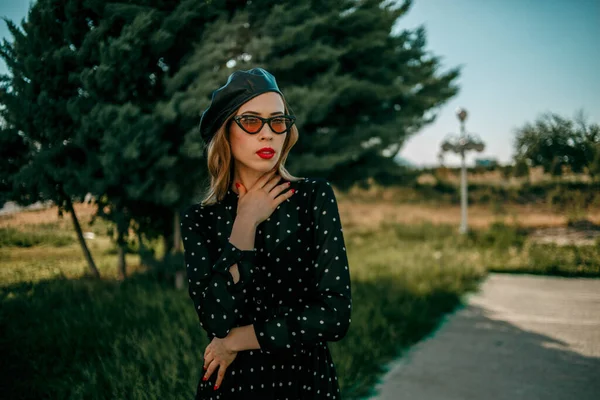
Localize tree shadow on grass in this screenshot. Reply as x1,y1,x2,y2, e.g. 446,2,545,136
1,271,482,400
0,272,202,399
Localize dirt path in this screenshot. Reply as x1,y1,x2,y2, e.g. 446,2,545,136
369,274,600,400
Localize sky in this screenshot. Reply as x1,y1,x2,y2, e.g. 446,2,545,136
395,0,600,166
1,0,599,167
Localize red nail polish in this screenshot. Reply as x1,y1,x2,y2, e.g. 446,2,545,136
291,189,296,194
214,385,219,391
203,376,207,381
235,182,240,188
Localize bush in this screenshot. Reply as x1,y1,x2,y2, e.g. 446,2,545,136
466,222,528,250
407,179,600,208
513,158,530,178
550,156,564,176
526,243,600,276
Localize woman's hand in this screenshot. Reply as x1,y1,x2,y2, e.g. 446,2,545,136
203,336,238,390
236,169,295,225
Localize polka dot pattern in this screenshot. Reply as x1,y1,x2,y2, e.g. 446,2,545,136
181,177,352,399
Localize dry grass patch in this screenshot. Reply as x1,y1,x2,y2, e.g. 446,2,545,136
0,202,97,228
337,200,599,231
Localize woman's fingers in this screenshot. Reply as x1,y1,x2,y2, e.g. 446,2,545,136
203,348,210,367
269,180,291,198
203,360,228,390
203,358,219,382
203,355,214,372
236,182,247,197
251,168,278,191
214,363,227,390
275,186,295,205
263,173,283,193
203,348,213,371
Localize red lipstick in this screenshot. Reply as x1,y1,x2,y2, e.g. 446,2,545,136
256,147,275,159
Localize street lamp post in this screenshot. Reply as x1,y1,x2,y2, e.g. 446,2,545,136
439,108,485,234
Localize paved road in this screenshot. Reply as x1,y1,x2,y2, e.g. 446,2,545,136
369,273,600,400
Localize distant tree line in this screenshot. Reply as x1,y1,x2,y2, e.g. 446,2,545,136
0,0,459,278
433,111,600,181
512,110,600,179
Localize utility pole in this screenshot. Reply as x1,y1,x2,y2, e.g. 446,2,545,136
439,108,485,234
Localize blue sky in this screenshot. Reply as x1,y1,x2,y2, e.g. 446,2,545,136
1,0,599,166
395,0,600,166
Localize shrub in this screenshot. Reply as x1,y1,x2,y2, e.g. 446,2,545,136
467,222,528,250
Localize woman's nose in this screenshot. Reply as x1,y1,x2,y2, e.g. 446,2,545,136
258,123,275,139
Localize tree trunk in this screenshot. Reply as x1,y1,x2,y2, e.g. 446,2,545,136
137,231,148,268
65,196,101,279
117,228,127,280
117,245,126,280
162,235,171,259
173,209,185,290
173,209,181,253
162,220,173,260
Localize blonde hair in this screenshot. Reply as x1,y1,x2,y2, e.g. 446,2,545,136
200,98,304,206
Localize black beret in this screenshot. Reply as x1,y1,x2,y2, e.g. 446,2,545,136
199,67,284,146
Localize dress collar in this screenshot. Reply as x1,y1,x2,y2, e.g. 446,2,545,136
220,182,301,255
222,187,238,209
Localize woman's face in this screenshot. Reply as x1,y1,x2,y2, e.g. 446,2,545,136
229,92,288,174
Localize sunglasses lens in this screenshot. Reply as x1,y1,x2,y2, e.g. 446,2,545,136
270,117,293,133
237,116,294,134
239,116,263,133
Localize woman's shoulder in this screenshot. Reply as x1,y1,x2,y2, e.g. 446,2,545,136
180,202,211,222
295,176,331,190
297,176,337,194
293,177,339,211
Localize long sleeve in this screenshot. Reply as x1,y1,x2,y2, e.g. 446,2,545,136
253,179,352,352
180,204,258,339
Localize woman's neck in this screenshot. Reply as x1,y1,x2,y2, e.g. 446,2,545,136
231,166,269,194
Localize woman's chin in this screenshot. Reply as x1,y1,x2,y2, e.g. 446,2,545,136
254,159,278,171
242,162,277,175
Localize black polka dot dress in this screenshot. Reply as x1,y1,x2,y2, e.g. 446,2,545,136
181,177,353,399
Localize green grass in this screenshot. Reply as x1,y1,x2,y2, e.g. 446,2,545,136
0,276,197,398
0,224,75,247
1,219,598,399
487,242,600,277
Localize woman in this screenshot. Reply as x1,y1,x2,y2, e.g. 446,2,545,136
180,67,352,399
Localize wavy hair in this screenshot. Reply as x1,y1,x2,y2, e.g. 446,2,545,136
200,98,304,206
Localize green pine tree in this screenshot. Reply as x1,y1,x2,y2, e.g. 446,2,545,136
249,0,461,187
170,0,460,189
74,1,235,276
0,0,102,278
